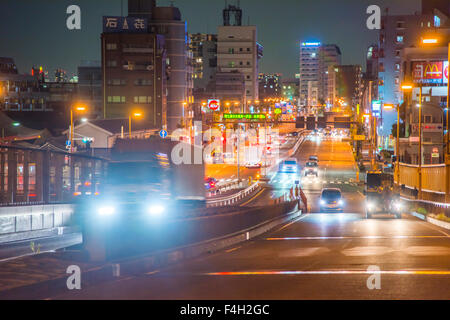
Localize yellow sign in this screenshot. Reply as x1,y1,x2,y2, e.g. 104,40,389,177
354,135,366,141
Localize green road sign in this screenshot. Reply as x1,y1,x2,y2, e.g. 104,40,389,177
223,113,267,120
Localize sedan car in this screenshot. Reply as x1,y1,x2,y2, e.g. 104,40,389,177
304,161,318,176
319,188,344,212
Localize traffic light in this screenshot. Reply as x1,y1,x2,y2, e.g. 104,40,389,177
295,116,305,129
334,117,351,129
317,116,326,129
306,116,315,130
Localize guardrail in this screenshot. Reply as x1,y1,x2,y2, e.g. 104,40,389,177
207,179,243,197
206,182,261,207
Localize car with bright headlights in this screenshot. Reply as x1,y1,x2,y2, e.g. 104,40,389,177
304,161,318,177
279,158,298,173
319,188,344,212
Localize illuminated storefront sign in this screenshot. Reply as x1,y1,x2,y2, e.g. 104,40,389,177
413,61,446,84
372,100,381,117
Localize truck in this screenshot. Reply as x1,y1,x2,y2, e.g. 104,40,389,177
364,171,402,219
77,137,206,261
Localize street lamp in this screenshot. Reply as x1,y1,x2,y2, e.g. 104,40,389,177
70,104,87,153
129,111,142,137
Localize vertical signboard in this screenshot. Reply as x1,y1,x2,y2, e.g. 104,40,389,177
444,61,448,85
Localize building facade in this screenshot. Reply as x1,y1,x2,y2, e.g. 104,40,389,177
190,33,218,91
299,42,341,108
217,25,263,107
101,29,167,129
258,73,282,99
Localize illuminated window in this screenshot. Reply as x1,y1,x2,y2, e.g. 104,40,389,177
396,35,404,43
106,43,117,50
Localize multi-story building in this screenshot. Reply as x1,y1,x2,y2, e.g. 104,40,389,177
77,61,103,119
217,23,263,107
148,6,192,131
101,16,167,129
299,42,341,108
377,4,449,137
190,33,218,91
258,73,282,99
398,32,450,164
327,65,363,109
281,78,299,104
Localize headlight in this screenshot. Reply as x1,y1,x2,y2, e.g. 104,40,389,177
320,199,325,205
394,202,402,210
98,206,116,216
366,202,374,211
338,199,344,206
148,204,165,216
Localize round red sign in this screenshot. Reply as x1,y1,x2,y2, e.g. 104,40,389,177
208,99,220,111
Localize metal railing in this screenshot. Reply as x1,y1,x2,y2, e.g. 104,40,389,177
206,182,261,208
0,145,108,206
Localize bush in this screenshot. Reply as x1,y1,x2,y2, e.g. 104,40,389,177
417,207,428,215
430,213,450,223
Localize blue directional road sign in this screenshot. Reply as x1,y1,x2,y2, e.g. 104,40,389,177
159,130,168,139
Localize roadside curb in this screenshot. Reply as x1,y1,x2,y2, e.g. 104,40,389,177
409,211,450,230
0,203,301,299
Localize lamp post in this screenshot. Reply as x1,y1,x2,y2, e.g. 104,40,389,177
70,104,87,153
384,103,400,186
418,83,423,199
129,111,142,137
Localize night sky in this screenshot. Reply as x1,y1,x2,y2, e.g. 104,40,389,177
0,0,420,78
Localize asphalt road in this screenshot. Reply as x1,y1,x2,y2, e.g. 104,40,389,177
48,134,450,299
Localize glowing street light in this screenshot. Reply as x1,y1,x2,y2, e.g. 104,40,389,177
422,38,439,44
401,84,413,91
70,103,88,153
129,110,143,137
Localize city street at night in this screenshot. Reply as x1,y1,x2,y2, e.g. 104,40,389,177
1,0,450,310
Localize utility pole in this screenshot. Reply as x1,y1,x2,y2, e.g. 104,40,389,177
418,83,422,199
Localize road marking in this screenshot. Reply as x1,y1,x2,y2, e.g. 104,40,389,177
225,246,242,253
204,270,450,276
419,221,450,237
240,188,265,207
273,214,309,232
265,235,449,241
146,270,160,275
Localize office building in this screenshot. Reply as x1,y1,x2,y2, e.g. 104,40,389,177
190,33,218,91
101,16,167,128
299,42,341,107
258,73,282,99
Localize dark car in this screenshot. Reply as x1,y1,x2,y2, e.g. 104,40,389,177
319,188,344,212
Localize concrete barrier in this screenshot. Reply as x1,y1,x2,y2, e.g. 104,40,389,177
0,202,301,299
0,204,75,243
